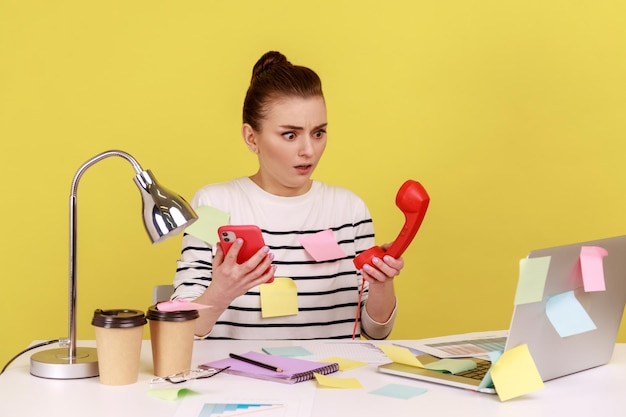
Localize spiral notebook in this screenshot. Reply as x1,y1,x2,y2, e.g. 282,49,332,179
201,351,339,384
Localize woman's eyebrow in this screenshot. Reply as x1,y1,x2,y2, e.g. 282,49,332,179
279,123,328,131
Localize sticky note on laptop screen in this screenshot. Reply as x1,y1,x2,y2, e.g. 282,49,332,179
514,256,551,305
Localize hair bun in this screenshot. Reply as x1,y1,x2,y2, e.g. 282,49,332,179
251,51,290,80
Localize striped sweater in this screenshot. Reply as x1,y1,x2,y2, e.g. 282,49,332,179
172,177,396,339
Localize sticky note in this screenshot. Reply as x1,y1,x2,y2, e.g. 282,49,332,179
184,205,230,245
515,256,551,305
545,290,597,337
580,246,608,292
379,345,425,368
261,346,312,357
314,372,362,388
369,383,428,399
424,358,477,374
318,356,368,371
490,344,544,401
156,299,210,312
478,350,502,390
299,229,347,261
260,277,298,318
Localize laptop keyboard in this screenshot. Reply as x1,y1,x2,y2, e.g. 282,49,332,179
455,358,492,381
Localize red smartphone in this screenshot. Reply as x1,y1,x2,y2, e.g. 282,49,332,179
218,225,274,283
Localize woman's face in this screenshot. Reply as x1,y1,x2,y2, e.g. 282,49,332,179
243,95,327,197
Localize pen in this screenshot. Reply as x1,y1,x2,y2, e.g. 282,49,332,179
229,353,283,373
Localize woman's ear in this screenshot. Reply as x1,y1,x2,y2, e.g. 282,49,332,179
241,123,258,153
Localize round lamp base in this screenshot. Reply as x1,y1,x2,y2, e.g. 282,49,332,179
30,347,99,379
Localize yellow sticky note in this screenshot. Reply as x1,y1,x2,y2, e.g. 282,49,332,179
260,277,298,318
490,344,544,401
319,356,367,371
314,372,362,388
378,345,424,368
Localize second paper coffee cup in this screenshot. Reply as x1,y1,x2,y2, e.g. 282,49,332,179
147,304,199,377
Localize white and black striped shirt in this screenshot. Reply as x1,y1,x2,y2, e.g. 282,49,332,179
172,177,396,339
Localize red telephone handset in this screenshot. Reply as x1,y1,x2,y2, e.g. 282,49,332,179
353,179,430,271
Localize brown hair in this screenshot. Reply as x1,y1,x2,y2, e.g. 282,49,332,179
243,51,324,131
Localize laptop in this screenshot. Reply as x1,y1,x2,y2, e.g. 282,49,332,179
379,235,626,393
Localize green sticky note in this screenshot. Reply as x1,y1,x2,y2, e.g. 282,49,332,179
184,205,230,245
515,256,551,305
424,358,477,374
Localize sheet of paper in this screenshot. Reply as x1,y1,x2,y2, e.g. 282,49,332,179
301,341,390,363
369,383,428,399
580,246,608,292
515,256,551,305
314,372,362,388
545,290,597,337
318,356,368,371
298,229,347,261
173,374,315,417
260,277,298,318
184,205,230,245
490,344,544,401
147,388,196,401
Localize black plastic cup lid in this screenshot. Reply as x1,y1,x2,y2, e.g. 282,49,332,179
91,309,147,328
146,304,199,322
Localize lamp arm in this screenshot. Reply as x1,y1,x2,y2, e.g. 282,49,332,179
67,150,145,360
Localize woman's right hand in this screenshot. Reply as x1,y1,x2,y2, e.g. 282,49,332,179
206,239,275,308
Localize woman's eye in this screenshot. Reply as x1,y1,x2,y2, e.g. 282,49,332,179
313,129,326,139
282,132,296,140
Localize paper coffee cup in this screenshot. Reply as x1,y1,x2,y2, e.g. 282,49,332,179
92,309,147,385
147,305,199,377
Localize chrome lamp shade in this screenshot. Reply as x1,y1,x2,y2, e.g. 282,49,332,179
30,150,197,379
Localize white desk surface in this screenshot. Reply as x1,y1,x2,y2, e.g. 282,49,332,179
1,340,624,417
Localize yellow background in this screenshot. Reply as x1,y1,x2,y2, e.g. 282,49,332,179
1,1,625,367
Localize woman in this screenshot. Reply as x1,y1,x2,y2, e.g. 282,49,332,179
172,51,403,340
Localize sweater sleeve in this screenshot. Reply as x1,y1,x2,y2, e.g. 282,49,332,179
171,233,214,301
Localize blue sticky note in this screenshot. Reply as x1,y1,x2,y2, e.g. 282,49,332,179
478,350,502,390
369,383,427,399
545,290,597,337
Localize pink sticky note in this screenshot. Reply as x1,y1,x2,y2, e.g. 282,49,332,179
298,229,347,261
156,300,210,312
580,246,608,292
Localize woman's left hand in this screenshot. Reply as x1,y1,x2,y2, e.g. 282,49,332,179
360,243,404,284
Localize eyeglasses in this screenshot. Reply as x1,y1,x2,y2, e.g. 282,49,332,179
150,366,229,384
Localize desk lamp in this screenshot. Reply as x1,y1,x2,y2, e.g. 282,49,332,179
30,150,198,379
